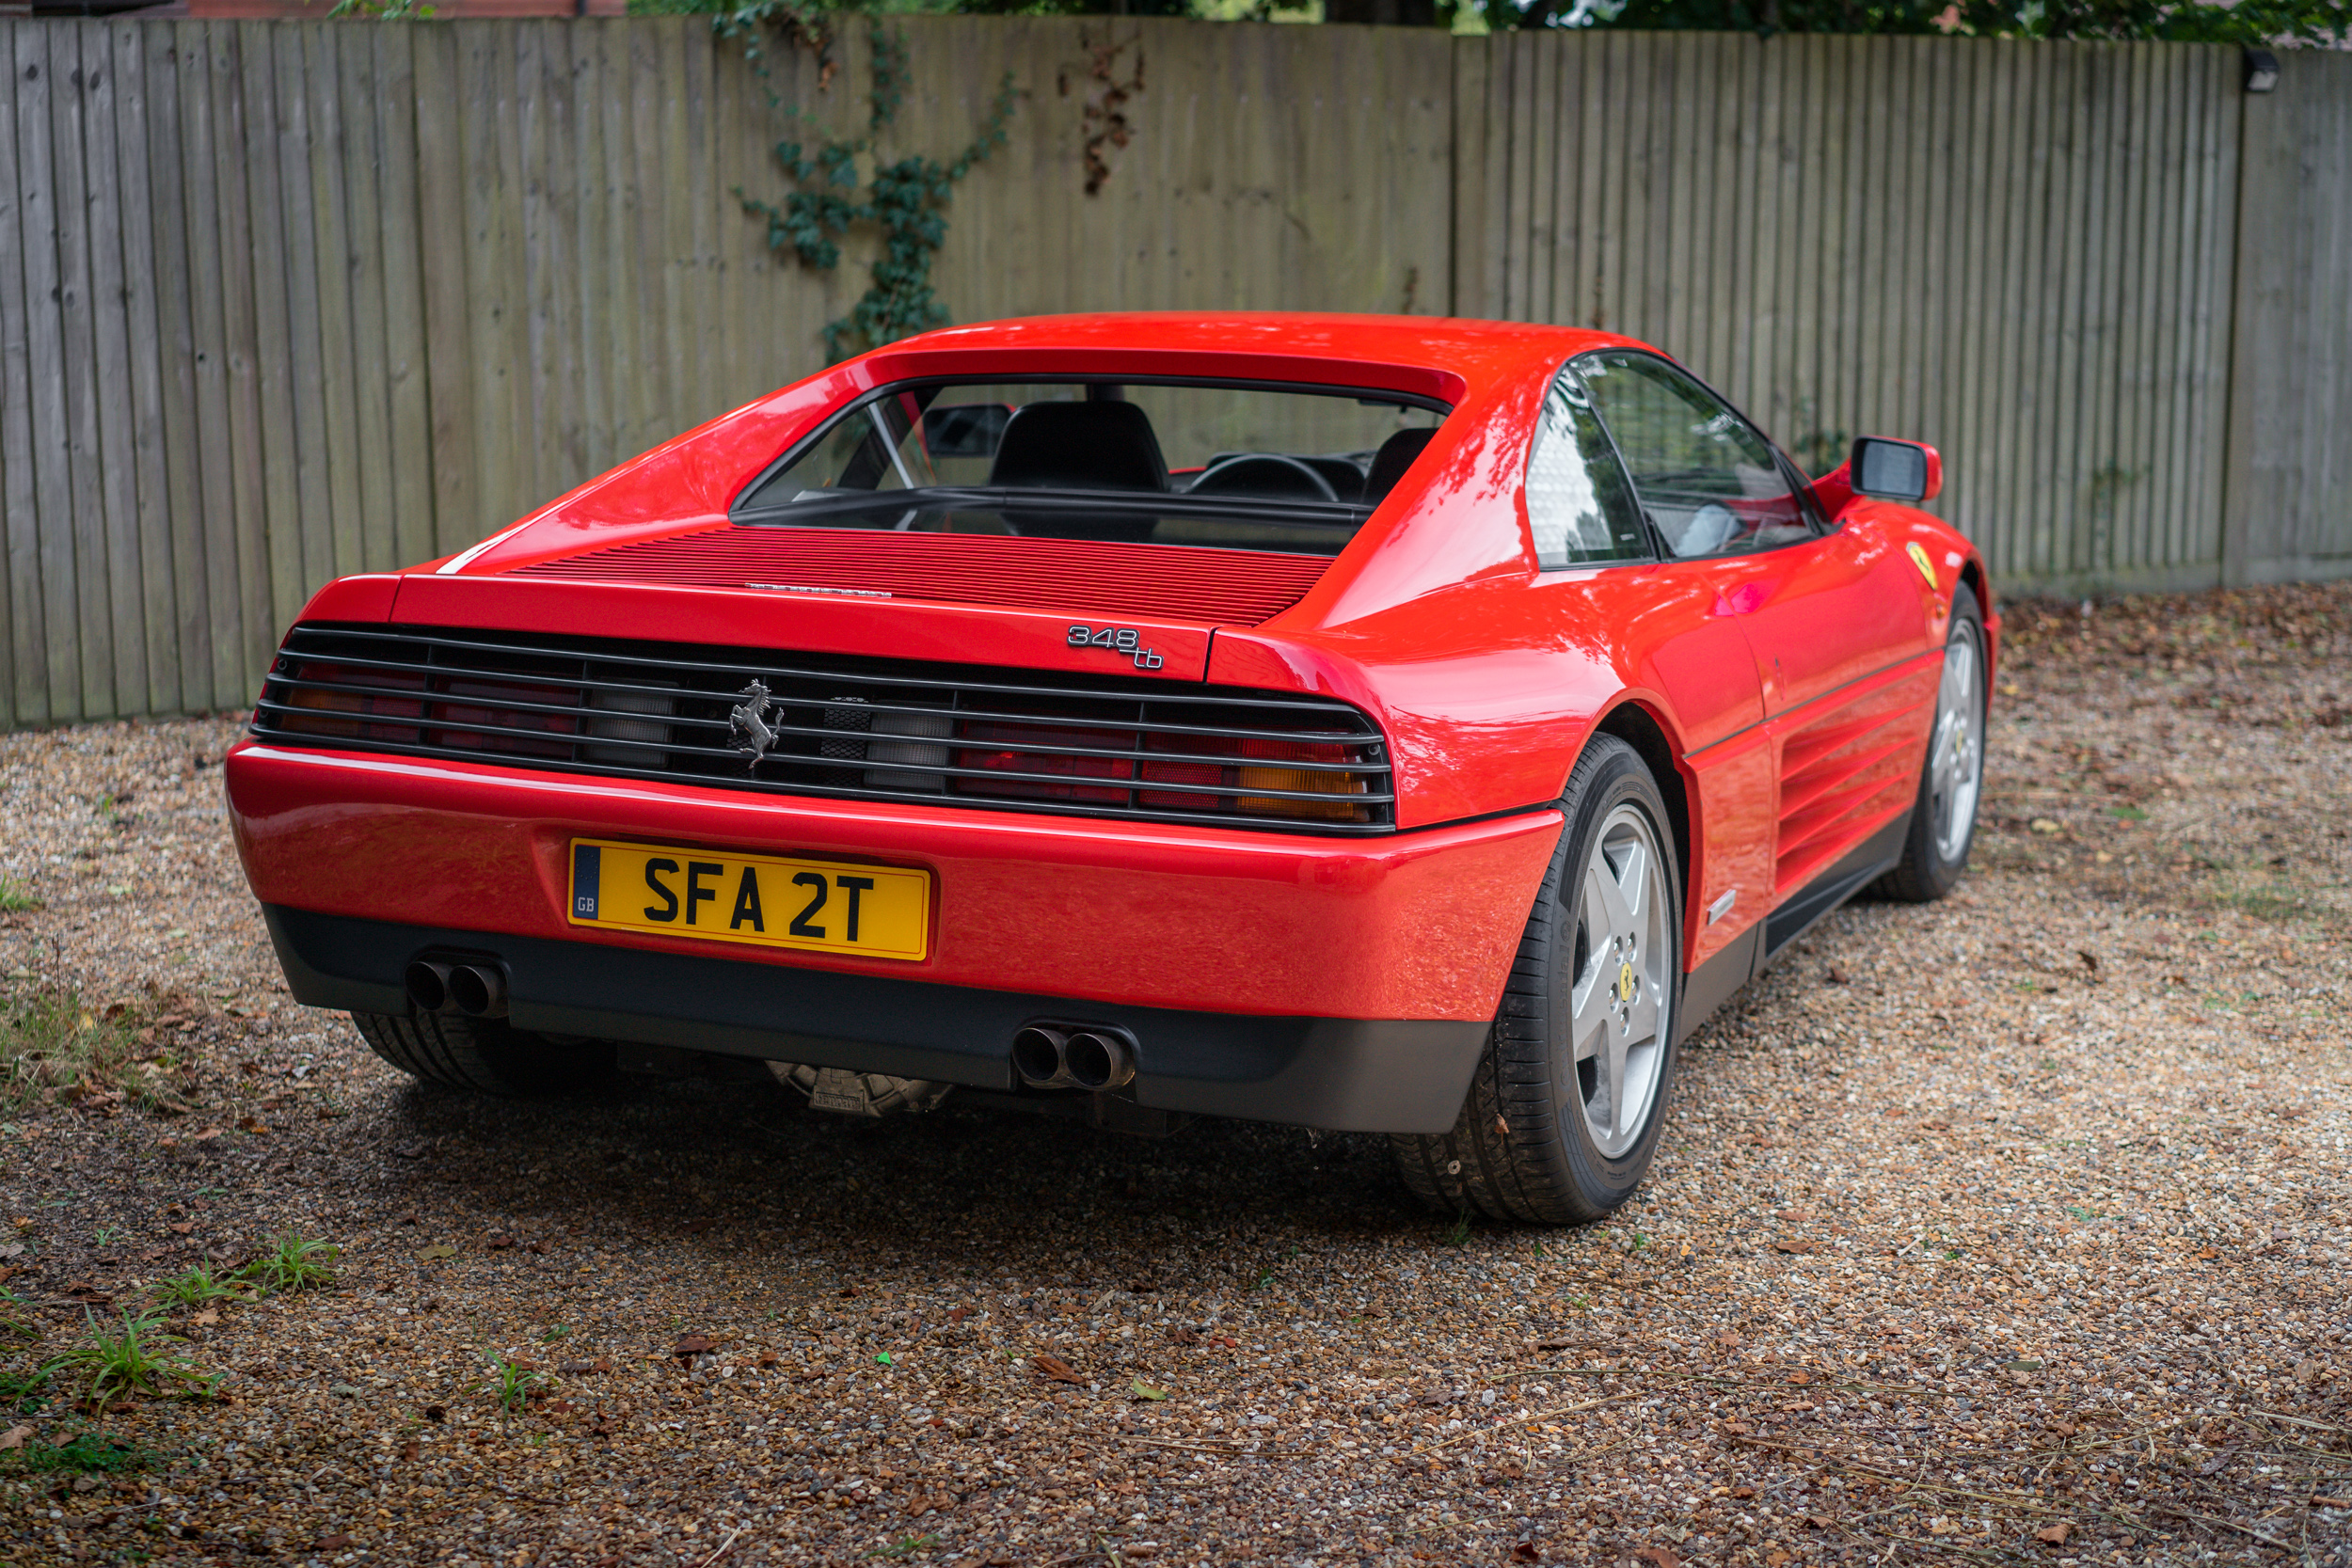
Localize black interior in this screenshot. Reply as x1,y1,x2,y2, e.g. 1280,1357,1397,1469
1363,427,1436,502
987,402,1170,492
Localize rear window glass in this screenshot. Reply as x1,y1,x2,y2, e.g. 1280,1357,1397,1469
733,380,1447,557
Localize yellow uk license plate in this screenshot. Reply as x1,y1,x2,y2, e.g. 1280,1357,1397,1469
566,838,930,962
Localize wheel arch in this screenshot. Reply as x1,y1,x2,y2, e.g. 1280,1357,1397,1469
1586,698,1694,905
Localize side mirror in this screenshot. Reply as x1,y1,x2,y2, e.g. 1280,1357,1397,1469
1849,436,1943,503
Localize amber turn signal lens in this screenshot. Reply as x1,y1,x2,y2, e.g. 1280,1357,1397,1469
1235,738,1367,821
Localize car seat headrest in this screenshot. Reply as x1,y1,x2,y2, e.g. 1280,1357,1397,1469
1364,427,1437,502
987,402,1168,492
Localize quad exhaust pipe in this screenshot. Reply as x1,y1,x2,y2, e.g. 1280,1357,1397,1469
1011,1022,1137,1092
405,957,510,1020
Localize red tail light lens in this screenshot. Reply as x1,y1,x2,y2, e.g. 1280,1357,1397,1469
278,663,425,740
956,721,1134,805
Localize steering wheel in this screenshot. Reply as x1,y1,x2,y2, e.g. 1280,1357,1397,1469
1186,453,1342,503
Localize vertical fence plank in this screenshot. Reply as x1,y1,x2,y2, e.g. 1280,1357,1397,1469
19,25,83,722
141,23,208,710
81,24,149,718
0,32,34,727
111,23,179,714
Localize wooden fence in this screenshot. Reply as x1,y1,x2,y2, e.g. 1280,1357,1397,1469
0,17,2345,728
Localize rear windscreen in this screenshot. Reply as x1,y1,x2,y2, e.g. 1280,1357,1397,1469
732,380,1447,557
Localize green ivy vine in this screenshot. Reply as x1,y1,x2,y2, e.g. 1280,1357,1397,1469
722,10,1021,362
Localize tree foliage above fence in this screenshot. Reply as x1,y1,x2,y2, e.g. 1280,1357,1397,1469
1560,0,2351,43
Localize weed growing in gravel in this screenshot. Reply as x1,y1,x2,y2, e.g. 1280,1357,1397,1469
0,989,149,1113
49,1310,216,1408
0,1364,53,1415
0,1290,39,1341
0,877,37,912
238,1232,339,1294
3,1424,163,1475
150,1263,252,1311
484,1354,546,1412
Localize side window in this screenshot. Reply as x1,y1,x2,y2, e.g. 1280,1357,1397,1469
1576,351,1813,560
1525,366,1648,569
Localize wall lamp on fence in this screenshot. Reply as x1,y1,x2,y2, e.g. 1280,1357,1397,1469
2243,49,2280,94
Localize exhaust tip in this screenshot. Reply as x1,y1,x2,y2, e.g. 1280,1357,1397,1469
1011,1025,1068,1088
405,960,452,1014
1064,1029,1136,1091
446,962,509,1019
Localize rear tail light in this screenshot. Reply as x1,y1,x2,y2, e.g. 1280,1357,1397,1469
1235,737,1369,820
258,626,1394,834
1138,734,1369,820
278,663,424,740
583,681,675,768
868,709,952,793
959,721,1134,806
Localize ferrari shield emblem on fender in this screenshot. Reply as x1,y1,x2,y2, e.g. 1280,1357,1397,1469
1907,541,1940,588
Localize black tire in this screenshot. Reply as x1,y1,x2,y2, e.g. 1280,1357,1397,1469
1877,585,1988,904
352,1011,612,1097
1391,734,1683,1226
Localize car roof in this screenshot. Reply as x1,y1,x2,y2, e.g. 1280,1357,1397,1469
852,312,1646,404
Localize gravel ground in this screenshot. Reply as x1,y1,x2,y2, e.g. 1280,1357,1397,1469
0,582,2346,1568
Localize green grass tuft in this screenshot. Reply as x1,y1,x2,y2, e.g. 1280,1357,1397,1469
238,1232,340,1294
4,1424,164,1474
48,1309,216,1408
0,877,38,913
151,1262,253,1311
484,1354,546,1413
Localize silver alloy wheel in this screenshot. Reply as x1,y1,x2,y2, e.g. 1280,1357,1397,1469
1568,802,1673,1158
1929,617,1987,863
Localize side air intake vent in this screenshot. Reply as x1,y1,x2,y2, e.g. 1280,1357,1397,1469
254,625,1394,835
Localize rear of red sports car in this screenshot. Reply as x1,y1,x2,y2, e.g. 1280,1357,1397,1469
226,316,1606,1138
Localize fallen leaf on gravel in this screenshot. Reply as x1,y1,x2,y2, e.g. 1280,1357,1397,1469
485,1234,515,1250
1731,1486,1756,1499
947,1305,969,1323
235,1116,267,1135
423,1404,447,1422
1772,1239,1815,1255
415,1244,456,1262
1032,1354,1084,1385
1171,1326,1200,1345
167,1222,194,1235
60,1282,111,1306
674,1334,719,1358
0,1426,28,1450
558,1359,610,1375
1131,1379,1168,1401
2036,1521,2074,1544
525,1239,548,1255
192,1126,223,1142
316,1536,351,1552
1120,1545,1160,1560
1511,1544,1542,1562
2029,818,2061,834
193,1311,218,1326
1633,1548,1681,1568
1805,1514,1832,1528
392,1142,428,1160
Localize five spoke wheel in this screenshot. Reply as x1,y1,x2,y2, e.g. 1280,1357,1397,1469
1568,803,1673,1158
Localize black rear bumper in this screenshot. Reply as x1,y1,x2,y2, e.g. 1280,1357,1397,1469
262,906,1487,1135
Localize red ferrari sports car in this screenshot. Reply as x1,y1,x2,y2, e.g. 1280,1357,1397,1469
225,313,1993,1224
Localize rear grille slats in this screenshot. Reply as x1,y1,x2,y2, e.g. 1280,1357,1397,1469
255,624,1395,835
